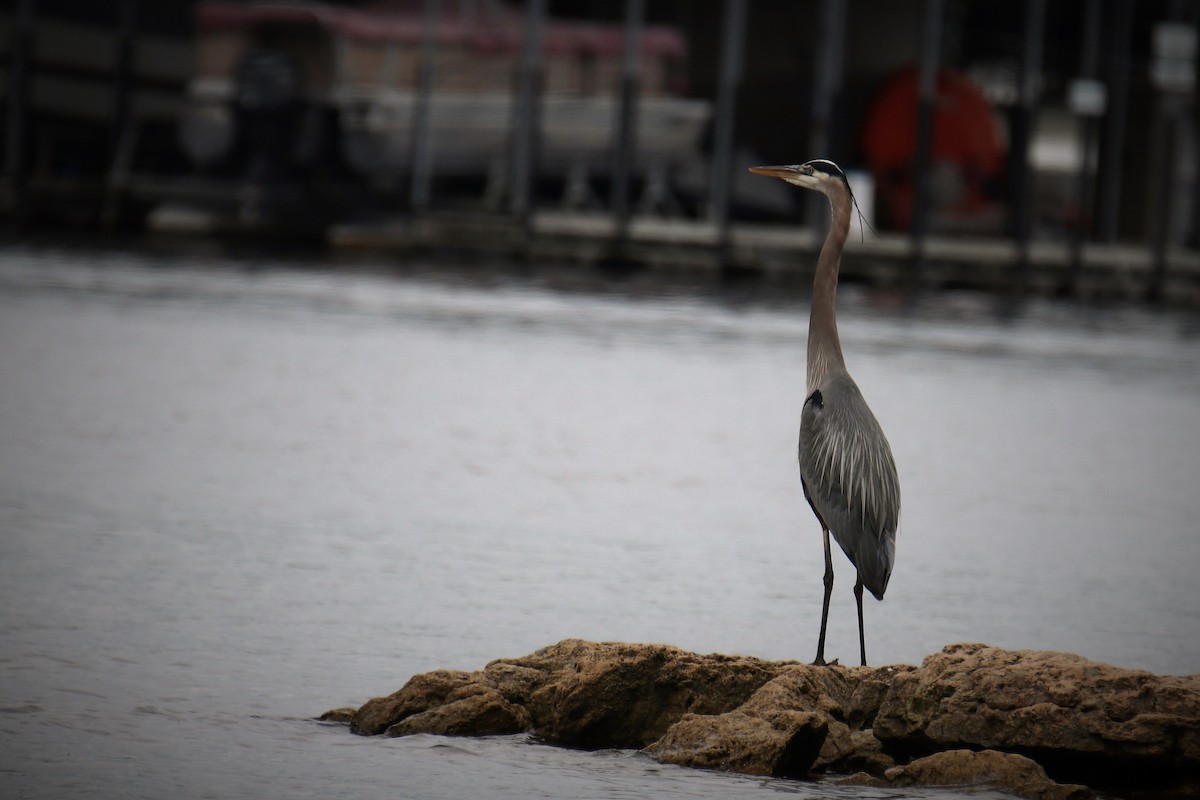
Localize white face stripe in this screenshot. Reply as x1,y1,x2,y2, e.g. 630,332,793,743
803,159,847,183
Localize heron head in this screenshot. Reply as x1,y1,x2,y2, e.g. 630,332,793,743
748,159,848,195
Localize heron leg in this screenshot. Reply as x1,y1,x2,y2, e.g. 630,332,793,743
813,525,834,666
854,572,866,667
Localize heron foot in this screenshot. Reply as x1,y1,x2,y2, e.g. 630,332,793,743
811,657,840,667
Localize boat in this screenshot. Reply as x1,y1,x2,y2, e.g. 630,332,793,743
177,0,712,222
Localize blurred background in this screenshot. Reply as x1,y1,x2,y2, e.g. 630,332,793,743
1,0,1198,302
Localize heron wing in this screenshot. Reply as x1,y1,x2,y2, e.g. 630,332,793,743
798,372,900,599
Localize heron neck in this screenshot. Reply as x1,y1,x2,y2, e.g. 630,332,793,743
806,190,850,394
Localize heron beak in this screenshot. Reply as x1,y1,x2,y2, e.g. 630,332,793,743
748,165,802,179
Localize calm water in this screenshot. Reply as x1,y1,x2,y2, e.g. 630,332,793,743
2,245,1199,799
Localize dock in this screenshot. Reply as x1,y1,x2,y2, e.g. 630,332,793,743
320,210,1200,306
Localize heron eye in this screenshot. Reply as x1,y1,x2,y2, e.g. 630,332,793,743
807,390,823,408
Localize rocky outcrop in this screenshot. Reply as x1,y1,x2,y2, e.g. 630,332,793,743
350,640,780,747
332,640,1200,797
873,643,1200,785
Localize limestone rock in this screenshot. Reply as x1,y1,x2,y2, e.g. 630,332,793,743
643,663,856,776
317,707,356,724
817,722,894,774
511,639,782,749
352,669,482,735
645,708,827,777
350,639,782,747
342,640,1200,795
383,685,529,737
867,749,1094,800
873,643,1200,783
809,663,911,774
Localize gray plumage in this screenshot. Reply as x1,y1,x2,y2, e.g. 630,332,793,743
749,158,901,666
799,370,898,600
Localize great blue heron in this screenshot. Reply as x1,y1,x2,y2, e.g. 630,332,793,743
749,159,900,667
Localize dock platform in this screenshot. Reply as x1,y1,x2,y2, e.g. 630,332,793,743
322,210,1200,306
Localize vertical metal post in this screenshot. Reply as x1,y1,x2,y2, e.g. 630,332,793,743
103,0,137,230
610,0,644,251
708,0,746,246
806,0,847,231
1147,1,1196,302
1067,0,1103,294
4,0,36,226
110,0,136,166
1096,0,1133,243
909,0,943,291
1010,0,1046,297
1147,109,1177,303
510,0,546,225
409,0,439,211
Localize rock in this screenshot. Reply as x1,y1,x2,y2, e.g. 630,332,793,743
511,639,782,749
352,668,532,738
642,661,908,777
847,665,908,726
810,664,911,774
318,707,356,724
645,708,827,777
352,669,481,735
341,640,1200,795
865,749,1093,800
641,664,843,776
873,643,1200,786
351,639,782,748
383,685,529,737
817,723,895,774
